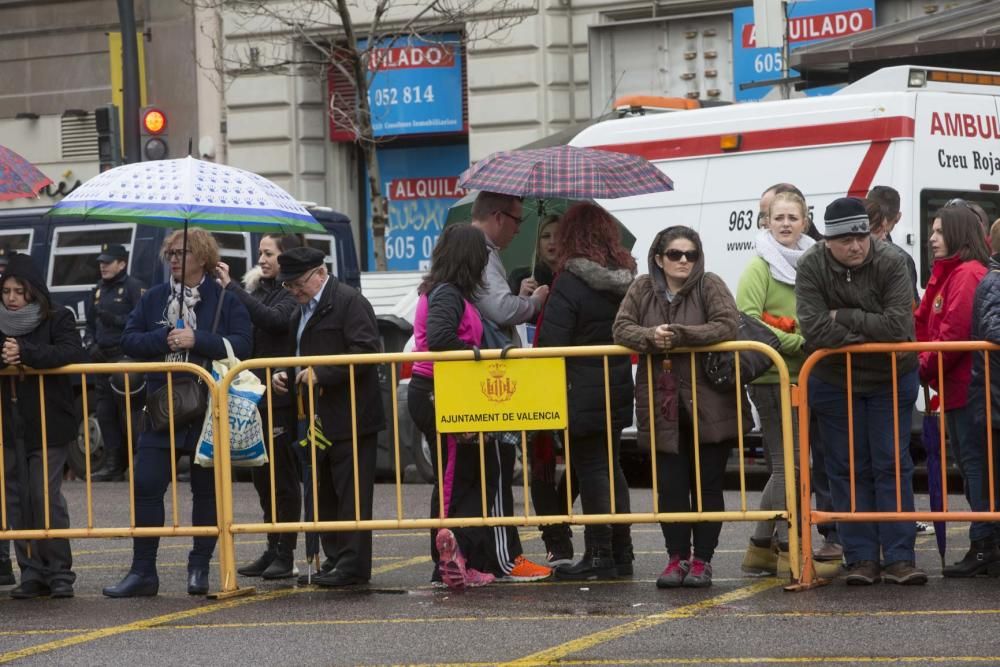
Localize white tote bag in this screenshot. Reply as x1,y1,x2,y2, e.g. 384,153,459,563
194,338,268,467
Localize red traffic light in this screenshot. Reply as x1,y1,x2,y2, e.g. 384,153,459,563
141,108,166,135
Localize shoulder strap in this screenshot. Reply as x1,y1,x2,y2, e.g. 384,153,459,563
210,287,226,334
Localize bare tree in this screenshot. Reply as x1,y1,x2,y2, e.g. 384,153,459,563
193,0,534,270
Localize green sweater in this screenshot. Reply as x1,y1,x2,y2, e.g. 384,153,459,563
736,256,805,384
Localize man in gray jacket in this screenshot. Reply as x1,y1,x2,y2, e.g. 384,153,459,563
797,197,924,587
467,191,553,582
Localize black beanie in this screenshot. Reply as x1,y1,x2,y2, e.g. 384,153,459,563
2,253,50,300
824,197,870,238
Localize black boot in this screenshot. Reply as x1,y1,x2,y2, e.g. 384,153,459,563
613,543,635,577
554,547,616,581
262,550,298,579
942,539,1000,578
238,549,276,577
91,451,126,482
0,558,14,586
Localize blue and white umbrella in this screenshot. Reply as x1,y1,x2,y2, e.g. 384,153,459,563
49,156,323,234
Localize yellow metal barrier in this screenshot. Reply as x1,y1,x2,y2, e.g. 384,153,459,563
0,362,224,575
793,341,1000,590
215,341,798,595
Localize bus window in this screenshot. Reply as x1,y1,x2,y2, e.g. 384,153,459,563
0,229,33,255
211,232,250,283
49,224,135,292
919,190,1000,285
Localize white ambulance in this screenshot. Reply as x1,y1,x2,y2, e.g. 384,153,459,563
571,65,1000,290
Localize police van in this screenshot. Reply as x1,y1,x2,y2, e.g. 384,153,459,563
572,65,1000,290
0,204,362,478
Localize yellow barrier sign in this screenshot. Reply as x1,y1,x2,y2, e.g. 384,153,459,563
434,358,568,432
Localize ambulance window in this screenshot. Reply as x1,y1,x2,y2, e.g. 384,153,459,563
919,190,1000,285
49,224,136,292
304,234,339,279
0,229,33,254
211,232,250,284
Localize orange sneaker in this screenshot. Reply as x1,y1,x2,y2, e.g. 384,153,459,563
501,555,552,582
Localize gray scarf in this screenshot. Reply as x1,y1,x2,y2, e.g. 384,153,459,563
755,230,815,285
0,303,43,336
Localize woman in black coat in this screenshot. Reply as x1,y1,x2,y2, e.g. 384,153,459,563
536,203,636,580
104,228,251,598
217,234,302,580
0,253,88,599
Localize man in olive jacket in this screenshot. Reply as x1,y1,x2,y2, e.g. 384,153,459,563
272,247,385,587
796,197,924,587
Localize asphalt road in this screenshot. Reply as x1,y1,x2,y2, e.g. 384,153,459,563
1,480,998,666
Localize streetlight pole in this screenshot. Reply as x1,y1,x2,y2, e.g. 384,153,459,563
117,0,141,163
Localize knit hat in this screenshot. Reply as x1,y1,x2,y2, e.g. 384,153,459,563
2,252,48,297
823,197,870,238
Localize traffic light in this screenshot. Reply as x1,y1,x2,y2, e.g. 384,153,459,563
140,106,168,161
94,104,122,172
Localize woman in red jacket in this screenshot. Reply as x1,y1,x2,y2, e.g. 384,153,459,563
915,203,990,576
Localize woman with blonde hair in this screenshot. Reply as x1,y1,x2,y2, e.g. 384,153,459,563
104,228,252,598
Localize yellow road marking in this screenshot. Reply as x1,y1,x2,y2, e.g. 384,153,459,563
366,659,1000,666
0,587,300,664
501,579,782,667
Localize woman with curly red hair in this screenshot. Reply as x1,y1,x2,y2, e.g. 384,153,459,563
536,202,637,580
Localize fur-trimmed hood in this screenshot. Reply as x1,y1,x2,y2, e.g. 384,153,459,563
564,257,634,296
242,265,265,293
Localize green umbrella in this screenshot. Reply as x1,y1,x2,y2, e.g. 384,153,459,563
444,193,636,275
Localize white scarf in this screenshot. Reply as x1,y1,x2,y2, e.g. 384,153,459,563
754,230,815,285
164,275,203,363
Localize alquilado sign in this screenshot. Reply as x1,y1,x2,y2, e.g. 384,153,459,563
434,358,568,433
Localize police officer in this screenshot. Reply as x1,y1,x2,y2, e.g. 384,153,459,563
86,244,144,482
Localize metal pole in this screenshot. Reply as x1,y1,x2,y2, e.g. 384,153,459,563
117,0,142,163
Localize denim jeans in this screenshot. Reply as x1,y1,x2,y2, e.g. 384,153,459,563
960,409,1000,543
809,369,919,566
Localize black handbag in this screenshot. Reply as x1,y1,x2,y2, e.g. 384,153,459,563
146,289,226,433
696,277,781,389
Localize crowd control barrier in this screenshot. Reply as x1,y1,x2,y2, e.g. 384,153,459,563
793,341,1000,590
213,341,798,596
0,362,226,579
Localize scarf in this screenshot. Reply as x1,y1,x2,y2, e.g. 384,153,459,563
0,303,43,337
755,230,815,285
164,275,203,363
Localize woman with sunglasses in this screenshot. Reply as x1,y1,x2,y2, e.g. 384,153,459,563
217,234,304,581
614,226,742,588
916,204,991,577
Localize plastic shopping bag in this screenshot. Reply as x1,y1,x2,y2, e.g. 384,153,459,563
195,339,268,467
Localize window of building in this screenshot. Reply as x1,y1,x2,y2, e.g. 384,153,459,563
49,224,135,292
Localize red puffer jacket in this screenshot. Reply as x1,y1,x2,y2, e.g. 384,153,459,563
915,254,988,410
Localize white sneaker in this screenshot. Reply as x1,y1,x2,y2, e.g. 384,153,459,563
916,521,935,536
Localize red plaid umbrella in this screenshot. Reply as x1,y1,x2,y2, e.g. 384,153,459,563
0,145,52,201
458,145,673,199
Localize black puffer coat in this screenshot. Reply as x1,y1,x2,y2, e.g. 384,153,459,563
968,255,1000,427
0,254,89,449
537,258,635,438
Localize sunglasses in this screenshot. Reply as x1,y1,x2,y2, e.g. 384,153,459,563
946,197,974,209
662,249,700,263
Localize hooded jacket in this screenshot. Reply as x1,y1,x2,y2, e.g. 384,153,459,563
537,257,635,437
612,230,741,453
795,238,917,392
0,253,89,449
914,254,987,410
967,256,1000,426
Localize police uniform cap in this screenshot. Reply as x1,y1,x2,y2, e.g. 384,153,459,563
97,243,128,263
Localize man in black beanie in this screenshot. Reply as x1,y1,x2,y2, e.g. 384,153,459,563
796,196,924,587
271,247,385,587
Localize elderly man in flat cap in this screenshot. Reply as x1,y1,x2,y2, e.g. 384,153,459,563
272,247,385,587
796,197,924,587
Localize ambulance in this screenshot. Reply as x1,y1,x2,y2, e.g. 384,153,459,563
571,65,1000,291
